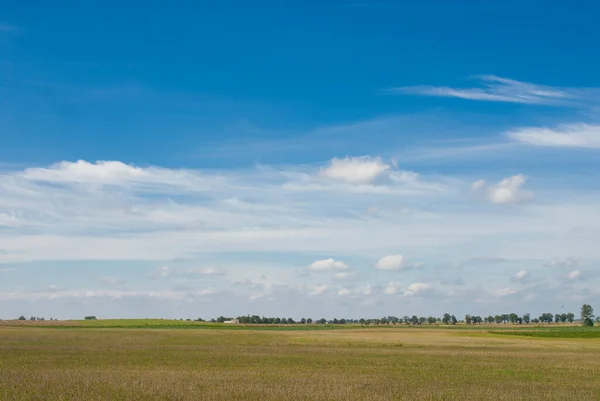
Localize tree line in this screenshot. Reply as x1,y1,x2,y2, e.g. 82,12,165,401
192,304,595,326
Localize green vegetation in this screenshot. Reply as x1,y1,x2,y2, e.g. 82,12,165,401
490,327,600,338
1,326,600,400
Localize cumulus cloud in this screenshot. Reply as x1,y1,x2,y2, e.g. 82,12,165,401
472,174,533,204
310,285,328,295
337,288,352,296
567,270,582,280
384,282,401,295
375,254,405,270
507,123,600,148
513,270,528,281
308,258,349,272
403,283,432,297
320,156,390,184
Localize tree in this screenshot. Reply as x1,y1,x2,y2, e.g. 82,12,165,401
494,315,503,324
419,316,426,325
465,315,472,325
306,318,313,324
442,313,451,325
554,314,561,324
523,313,530,324
566,312,574,323
18,316,26,320
581,304,594,326
560,313,567,323
509,313,518,324
451,315,458,325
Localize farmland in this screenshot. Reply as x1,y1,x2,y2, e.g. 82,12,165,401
1,321,599,400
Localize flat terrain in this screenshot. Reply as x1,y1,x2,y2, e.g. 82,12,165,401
1,321,599,400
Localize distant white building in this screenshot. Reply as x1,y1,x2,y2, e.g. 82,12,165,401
224,319,239,324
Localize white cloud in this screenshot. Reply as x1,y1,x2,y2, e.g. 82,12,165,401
403,283,432,297
183,267,226,276
472,174,533,204
308,258,349,272
507,123,600,148
0,288,218,302
567,270,582,280
320,156,390,184
471,179,486,191
337,288,352,296
496,287,516,297
149,266,171,279
375,254,405,271
333,271,358,281
388,75,576,106
514,270,528,281
384,282,401,295
545,257,579,268
310,285,328,295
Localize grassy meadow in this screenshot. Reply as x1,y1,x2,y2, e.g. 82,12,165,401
1,321,599,400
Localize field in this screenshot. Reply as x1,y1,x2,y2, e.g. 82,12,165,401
1,321,599,400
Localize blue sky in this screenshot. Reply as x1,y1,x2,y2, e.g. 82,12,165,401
1,1,599,319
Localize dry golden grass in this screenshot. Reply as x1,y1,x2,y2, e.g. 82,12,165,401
1,326,599,400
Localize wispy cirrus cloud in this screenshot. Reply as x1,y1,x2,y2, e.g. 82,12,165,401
507,123,600,149
386,75,599,107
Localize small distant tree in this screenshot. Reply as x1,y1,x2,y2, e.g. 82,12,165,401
560,313,567,323
451,315,457,325
442,313,452,325
18,316,26,320
419,317,426,325
581,304,594,326
566,312,575,323
509,313,518,324
494,315,503,324
523,313,530,324
465,315,472,325
306,318,313,324
554,314,561,324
